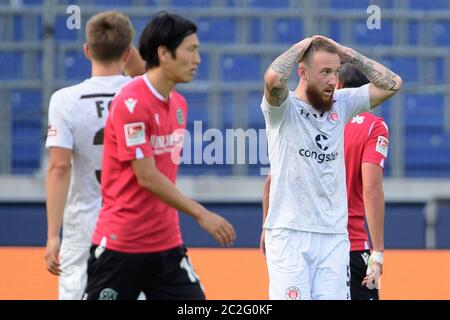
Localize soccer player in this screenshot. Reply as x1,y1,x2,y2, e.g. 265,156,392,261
339,64,388,299
45,11,144,300
261,63,389,300
83,12,236,300
261,35,401,300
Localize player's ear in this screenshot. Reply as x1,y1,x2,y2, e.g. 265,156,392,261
83,43,92,61
336,80,343,89
157,45,170,64
122,46,132,63
298,63,307,81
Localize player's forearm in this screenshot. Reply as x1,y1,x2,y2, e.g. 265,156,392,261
262,175,271,227
363,186,385,252
45,167,71,238
346,49,402,92
137,170,206,220
124,46,146,77
264,43,307,105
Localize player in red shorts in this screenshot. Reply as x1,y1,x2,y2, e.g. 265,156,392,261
339,64,388,300
262,63,388,300
84,12,236,300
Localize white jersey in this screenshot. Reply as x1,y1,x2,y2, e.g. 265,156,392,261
262,84,371,234
46,75,131,249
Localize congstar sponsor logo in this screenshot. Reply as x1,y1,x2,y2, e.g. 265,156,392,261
298,148,339,164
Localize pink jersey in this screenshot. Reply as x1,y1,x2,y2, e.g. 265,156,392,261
344,112,389,251
92,76,187,253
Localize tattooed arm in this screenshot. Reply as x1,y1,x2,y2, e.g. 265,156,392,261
315,36,403,109
264,37,313,107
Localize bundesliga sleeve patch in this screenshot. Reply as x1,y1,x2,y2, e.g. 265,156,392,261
47,124,57,136
376,136,389,157
124,122,146,147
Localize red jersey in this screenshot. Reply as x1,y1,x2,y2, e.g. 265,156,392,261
92,75,187,253
344,112,389,251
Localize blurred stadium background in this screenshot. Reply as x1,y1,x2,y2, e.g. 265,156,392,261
1,0,450,299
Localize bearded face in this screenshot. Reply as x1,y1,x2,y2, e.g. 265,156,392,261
305,82,334,114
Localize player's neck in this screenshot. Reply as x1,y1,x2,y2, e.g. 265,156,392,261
91,62,123,77
145,69,175,101
295,82,312,106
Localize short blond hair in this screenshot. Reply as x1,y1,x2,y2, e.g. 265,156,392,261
85,11,134,62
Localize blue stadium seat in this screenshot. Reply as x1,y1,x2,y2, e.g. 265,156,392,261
0,52,22,80
433,21,450,46
409,0,448,10
404,94,444,134
352,20,393,45
171,0,212,6
196,18,236,43
221,55,261,82
23,0,43,4
435,58,445,82
183,92,209,127
437,204,450,248
196,52,209,81
10,90,43,174
249,18,262,43
247,0,290,7
89,0,133,6
130,17,150,40
405,132,450,177
381,56,418,83
221,92,234,128
408,21,419,45
62,50,90,81
328,20,341,42
246,91,265,128
274,18,303,44
330,0,394,9
54,15,79,41
385,203,425,248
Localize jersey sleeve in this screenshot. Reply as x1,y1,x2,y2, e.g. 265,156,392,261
338,84,371,124
110,95,154,162
260,93,290,128
45,91,74,150
362,120,390,169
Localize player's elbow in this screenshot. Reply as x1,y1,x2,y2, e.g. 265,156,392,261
48,160,71,175
363,183,383,200
135,169,159,192
393,74,403,92
264,70,282,91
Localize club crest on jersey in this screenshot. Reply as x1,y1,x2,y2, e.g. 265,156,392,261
285,286,301,300
124,97,137,114
328,111,340,125
124,122,146,146
376,136,389,157
176,108,184,125
315,134,329,151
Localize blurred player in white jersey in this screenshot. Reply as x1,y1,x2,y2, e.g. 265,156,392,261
261,36,402,300
44,11,144,299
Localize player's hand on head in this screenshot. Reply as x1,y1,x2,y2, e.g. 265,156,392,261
362,251,383,290
311,35,353,63
197,210,236,247
44,236,62,276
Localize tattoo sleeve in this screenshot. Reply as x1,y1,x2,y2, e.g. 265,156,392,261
350,51,401,91
265,45,305,105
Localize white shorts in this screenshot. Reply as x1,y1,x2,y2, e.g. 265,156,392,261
59,243,147,300
265,228,350,300
59,243,90,300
